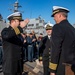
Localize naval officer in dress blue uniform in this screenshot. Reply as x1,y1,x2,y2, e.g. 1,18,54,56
39,23,53,75
1,12,29,75
50,6,75,75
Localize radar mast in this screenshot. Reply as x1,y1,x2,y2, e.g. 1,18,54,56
9,0,22,12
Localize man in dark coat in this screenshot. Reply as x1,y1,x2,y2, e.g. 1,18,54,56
1,12,29,75
39,23,53,75
50,6,75,75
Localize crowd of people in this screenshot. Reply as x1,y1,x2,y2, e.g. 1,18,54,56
21,30,43,62
0,5,75,75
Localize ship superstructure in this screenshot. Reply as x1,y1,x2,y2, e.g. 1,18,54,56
0,14,8,36
25,16,47,36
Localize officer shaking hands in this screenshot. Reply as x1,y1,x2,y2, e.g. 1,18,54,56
50,6,75,75
1,12,29,75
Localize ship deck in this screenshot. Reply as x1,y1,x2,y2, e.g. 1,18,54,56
0,60,43,75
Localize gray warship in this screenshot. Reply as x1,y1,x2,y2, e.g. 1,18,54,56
0,14,8,36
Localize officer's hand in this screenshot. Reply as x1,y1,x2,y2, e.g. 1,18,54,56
32,38,36,42
36,60,43,67
50,73,55,75
39,61,43,65
20,19,29,28
24,40,26,43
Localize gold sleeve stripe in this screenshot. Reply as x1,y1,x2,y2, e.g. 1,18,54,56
13,27,20,35
49,62,57,70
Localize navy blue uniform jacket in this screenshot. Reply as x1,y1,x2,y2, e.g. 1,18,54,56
50,20,75,73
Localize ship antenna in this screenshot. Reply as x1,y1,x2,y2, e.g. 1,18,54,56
8,0,23,13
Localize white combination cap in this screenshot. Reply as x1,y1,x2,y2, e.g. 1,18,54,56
7,12,23,21
51,6,69,17
44,22,53,30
